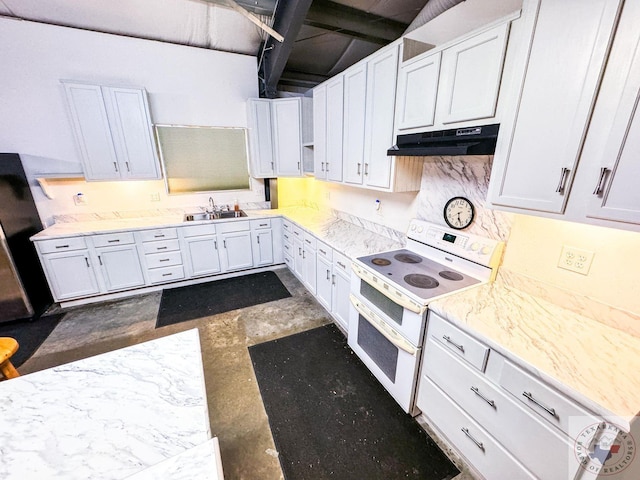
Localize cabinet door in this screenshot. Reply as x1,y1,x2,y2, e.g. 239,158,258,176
41,250,100,300
62,82,120,180
103,87,160,180
394,51,441,131
586,10,640,225
364,45,399,190
221,232,253,271
488,0,622,214
272,98,302,176
302,246,316,294
293,237,304,279
326,76,344,182
316,255,332,310
437,23,509,124
331,268,351,331
343,64,367,185
313,85,328,180
252,229,274,266
96,245,145,291
247,99,275,178
184,235,222,277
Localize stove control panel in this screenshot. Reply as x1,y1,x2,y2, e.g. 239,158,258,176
407,219,504,269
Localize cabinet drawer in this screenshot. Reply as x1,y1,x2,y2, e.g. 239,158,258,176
283,242,294,256
427,311,489,371
218,220,250,234
282,220,292,233
422,338,584,480
284,253,294,270
141,239,180,254
251,219,271,229
37,237,88,254
499,360,600,439
418,377,536,480
303,232,317,250
92,232,135,247
316,240,332,261
145,250,183,269
147,265,185,284
333,251,351,275
181,224,216,238
292,225,303,240
137,228,178,242
282,230,293,245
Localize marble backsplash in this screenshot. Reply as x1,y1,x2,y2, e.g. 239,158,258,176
53,202,272,223
417,155,514,242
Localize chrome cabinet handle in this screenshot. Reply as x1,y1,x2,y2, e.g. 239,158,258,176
159,258,170,262
319,248,326,255
523,391,556,417
125,161,130,172
298,247,302,255
303,250,306,259
556,167,569,193
331,274,336,285
85,257,90,268
357,163,361,175
461,428,484,450
157,246,168,250
214,240,218,249
471,386,495,408
113,161,118,172
154,234,165,238
98,256,103,266
326,161,329,171
297,162,300,170
107,239,120,243
326,269,330,280
321,162,325,172
55,244,70,249
337,261,346,269
223,239,227,248
592,167,609,195
271,161,274,170
442,335,465,352
257,236,260,244
364,163,369,176
162,273,172,277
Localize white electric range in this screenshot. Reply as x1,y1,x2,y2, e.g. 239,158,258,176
348,219,503,414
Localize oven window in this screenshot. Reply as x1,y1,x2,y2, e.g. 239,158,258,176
359,281,403,325
357,315,398,382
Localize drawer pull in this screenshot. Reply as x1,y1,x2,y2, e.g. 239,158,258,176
294,231,300,236
305,239,311,244
162,273,172,277
85,257,90,268
214,240,218,249
461,428,484,451
154,234,165,238
592,167,609,195
522,391,557,417
107,239,120,243
470,386,495,408
555,167,570,193
98,256,103,266
55,244,70,249
159,258,170,262
442,335,465,352
337,261,346,269
319,248,326,255
284,234,289,240
157,247,168,251
259,223,268,227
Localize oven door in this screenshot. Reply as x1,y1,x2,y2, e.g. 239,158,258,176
350,266,426,345
348,294,421,414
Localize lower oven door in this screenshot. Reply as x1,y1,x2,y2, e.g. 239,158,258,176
348,294,421,414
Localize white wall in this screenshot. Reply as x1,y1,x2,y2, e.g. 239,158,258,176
0,17,260,225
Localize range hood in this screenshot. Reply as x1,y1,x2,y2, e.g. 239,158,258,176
387,124,500,156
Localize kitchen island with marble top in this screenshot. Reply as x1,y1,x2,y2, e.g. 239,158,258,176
0,328,223,480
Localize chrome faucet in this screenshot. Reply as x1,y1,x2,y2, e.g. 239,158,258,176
206,197,215,213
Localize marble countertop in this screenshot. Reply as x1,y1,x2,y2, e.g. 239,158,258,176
429,281,640,429
31,206,402,261
0,329,215,480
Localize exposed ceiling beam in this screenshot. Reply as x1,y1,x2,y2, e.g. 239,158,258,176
278,69,331,89
258,0,313,98
305,0,409,45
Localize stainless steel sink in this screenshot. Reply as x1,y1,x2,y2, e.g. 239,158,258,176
183,210,247,222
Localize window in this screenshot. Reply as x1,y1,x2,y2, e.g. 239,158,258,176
155,125,250,194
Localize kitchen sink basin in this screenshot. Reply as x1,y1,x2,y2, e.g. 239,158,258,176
183,210,247,222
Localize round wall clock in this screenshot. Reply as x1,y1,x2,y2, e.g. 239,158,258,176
443,196,475,230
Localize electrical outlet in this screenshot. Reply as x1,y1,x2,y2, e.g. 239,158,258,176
150,192,160,202
558,245,594,275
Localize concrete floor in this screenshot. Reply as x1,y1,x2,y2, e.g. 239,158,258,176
20,267,475,480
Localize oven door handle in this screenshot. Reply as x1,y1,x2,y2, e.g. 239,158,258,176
350,295,418,356
352,264,426,315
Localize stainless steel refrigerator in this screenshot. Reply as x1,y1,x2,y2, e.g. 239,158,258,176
0,153,52,323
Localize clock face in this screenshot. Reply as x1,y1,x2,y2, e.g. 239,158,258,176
444,197,475,230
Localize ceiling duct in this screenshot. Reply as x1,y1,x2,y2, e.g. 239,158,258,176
404,0,464,34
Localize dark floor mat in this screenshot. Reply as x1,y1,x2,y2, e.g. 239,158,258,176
249,324,460,480
156,271,291,328
0,313,65,368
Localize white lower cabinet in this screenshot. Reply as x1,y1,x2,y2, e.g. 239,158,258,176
95,245,145,292
301,233,317,294
418,312,596,480
330,252,351,331
180,224,222,278
315,243,333,311
219,221,253,271
40,249,100,301
251,219,274,267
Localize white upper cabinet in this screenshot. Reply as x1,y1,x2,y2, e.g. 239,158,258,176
312,84,327,180
247,99,275,177
343,63,368,185
363,44,400,190
582,0,640,226
395,51,441,132
272,98,303,176
62,82,160,181
325,76,344,182
436,23,509,125
487,0,623,214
